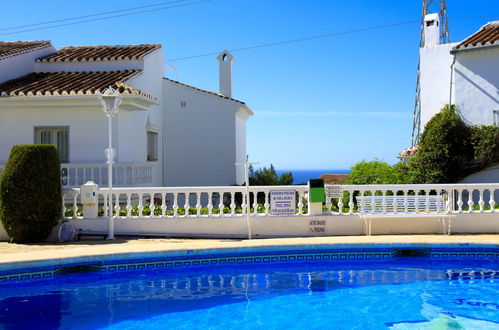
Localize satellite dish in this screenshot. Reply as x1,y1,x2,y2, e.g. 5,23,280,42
58,219,76,242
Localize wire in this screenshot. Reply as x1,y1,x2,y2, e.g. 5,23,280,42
0,0,193,32
168,19,420,61
0,0,213,37
167,15,498,61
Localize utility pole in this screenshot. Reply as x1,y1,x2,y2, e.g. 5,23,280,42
411,0,450,146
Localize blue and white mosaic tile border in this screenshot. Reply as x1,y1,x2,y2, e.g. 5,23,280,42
0,246,497,283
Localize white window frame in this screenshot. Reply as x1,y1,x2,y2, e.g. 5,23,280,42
493,110,499,127
34,126,70,163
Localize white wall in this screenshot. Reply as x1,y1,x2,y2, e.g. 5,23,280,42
162,80,241,186
0,45,55,83
454,47,499,125
235,114,246,184
419,43,456,129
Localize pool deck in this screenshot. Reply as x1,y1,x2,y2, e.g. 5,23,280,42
0,235,498,272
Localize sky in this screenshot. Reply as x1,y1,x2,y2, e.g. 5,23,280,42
1,0,498,170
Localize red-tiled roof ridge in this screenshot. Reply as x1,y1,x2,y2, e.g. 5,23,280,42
164,77,245,105
0,41,52,60
453,20,499,52
37,44,161,63
319,174,351,185
0,70,156,101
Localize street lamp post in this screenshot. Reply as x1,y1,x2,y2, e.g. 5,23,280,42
98,86,122,240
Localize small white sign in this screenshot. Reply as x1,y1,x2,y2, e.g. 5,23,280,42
270,190,296,215
326,185,343,199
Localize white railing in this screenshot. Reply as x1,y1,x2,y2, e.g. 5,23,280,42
62,185,309,219
62,183,499,220
1,163,154,187
324,183,499,215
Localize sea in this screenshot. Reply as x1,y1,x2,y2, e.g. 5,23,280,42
276,169,350,185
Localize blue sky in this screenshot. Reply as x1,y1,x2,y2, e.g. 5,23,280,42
2,0,498,170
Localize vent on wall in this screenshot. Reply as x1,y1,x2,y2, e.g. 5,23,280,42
180,101,187,108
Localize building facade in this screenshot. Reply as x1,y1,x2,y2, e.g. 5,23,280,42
0,42,252,187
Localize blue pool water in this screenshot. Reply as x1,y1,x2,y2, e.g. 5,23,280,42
0,257,498,329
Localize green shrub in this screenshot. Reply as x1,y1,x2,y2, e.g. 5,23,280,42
469,125,499,170
0,145,62,243
409,105,472,183
348,159,411,185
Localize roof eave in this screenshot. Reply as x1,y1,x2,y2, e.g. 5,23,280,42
451,42,499,54
0,94,157,110
236,104,253,121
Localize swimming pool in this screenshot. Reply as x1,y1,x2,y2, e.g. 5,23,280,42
0,248,498,329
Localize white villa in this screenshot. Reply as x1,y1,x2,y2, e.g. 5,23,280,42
419,16,498,129
0,42,253,187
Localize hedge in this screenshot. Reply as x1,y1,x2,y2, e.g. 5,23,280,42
0,145,62,243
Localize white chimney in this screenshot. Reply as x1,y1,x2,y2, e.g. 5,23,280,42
217,50,234,97
423,13,440,47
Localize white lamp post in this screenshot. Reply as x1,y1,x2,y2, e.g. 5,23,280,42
98,86,122,240
236,156,259,240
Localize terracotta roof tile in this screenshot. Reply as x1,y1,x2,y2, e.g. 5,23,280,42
164,77,245,104
37,44,161,63
0,41,52,60
454,21,499,51
0,70,156,101
319,174,351,185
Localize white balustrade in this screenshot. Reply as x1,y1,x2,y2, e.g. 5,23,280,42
61,183,499,220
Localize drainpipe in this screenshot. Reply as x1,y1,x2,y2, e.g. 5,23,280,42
448,54,456,110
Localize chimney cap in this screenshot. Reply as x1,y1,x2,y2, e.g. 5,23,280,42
424,13,439,22
217,49,234,62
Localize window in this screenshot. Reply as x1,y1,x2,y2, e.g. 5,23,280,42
147,131,158,161
493,110,499,127
35,127,69,163
180,101,187,108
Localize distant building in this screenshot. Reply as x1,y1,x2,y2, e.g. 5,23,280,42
0,42,252,187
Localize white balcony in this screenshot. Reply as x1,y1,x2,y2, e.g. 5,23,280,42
0,162,155,187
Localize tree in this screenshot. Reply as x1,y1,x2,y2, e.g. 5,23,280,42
0,145,62,243
409,105,472,183
249,164,293,185
348,159,410,185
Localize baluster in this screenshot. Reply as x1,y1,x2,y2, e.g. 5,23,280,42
403,190,409,213
173,193,179,217
445,189,452,212
218,192,224,216
114,194,120,218
207,192,213,215
370,190,375,212
338,193,344,215
425,190,430,213
241,192,246,215
230,192,236,216
184,193,190,216
82,167,88,185
325,192,332,214
90,167,95,183
348,190,354,215
161,192,167,217
264,191,270,215
72,195,78,219
103,193,108,217
196,192,201,216
478,189,484,213
488,189,495,212
298,191,304,215
138,193,144,217
126,193,132,217
457,189,463,213
252,191,258,215
467,189,474,213
382,190,387,214
62,194,67,219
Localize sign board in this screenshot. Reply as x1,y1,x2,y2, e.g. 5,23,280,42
270,190,296,215
326,185,343,199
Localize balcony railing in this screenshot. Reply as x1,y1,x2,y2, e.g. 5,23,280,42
0,162,154,187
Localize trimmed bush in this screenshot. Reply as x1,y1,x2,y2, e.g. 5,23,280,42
0,145,62,243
